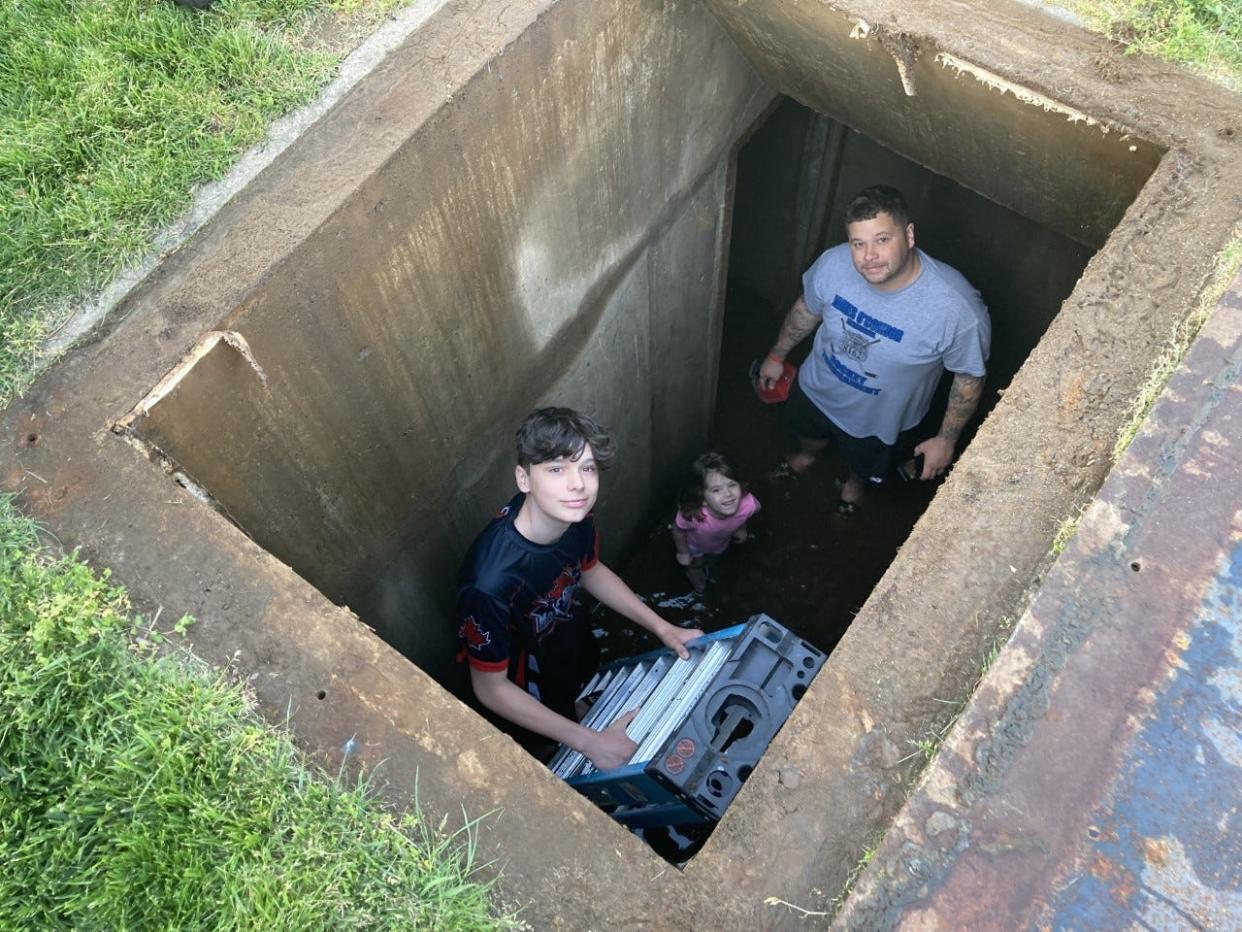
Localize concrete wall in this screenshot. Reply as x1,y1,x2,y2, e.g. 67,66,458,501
727,98,817,303
701,0,1163,248
133,0,772,680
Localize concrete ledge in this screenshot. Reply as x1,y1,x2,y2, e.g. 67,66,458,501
835,272,1242,928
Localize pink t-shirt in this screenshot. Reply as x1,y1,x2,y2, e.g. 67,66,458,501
674,493,760,556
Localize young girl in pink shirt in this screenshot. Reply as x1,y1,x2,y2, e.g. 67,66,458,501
670,452,760,593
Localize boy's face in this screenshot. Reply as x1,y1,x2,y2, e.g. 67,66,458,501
515,443,599,528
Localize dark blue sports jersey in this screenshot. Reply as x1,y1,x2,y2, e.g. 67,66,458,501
456,493,600,721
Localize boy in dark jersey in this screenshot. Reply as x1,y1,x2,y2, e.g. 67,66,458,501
457,408,703,771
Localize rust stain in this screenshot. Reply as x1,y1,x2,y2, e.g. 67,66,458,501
1059,372,1086,417
1112,869,1136,906
1089,853,1114,881
1089,854,1137,907
1142,836,1169,867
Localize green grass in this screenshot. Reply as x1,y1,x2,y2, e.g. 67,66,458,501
1063,0,1242,88
826,831,885,915
0,494,514,929
0,0,401,409
761,832,883,920
1050,503,1088,556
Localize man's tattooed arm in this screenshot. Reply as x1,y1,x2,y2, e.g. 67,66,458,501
938,372,985,445
759,295,821,389
769,296,821,360
915,372,985,477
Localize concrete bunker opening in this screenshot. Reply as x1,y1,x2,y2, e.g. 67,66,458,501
110,0,1165,865
601,91,1153,660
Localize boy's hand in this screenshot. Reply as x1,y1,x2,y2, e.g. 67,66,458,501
675,552,693,566
583,709,640,771
661,624,705,659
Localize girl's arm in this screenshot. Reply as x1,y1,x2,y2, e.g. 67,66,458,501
670,523,692,565
581,562,703,656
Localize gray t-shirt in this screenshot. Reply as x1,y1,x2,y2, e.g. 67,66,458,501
798,245,990,444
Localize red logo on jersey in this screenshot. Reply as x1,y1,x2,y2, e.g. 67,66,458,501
459,617,492,651
528,567,579,639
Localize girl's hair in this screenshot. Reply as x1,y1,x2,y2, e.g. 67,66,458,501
677,452,741,521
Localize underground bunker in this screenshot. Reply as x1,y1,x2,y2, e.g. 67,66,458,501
120,37,1156,679
599,95,1101,662
585,92,1113,861
123,0,1157,862
7,0,1240,926
121,0,1157,877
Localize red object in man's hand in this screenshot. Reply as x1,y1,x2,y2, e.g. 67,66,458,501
751,358,796,404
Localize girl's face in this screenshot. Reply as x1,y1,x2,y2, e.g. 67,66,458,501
702,470,742,518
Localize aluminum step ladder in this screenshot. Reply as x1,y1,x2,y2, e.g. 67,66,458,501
550,613,825,828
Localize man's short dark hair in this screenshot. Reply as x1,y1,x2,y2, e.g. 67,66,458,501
844,185,911,229
515,407,616,470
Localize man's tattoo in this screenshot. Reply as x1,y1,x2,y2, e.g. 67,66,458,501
939,373,985,443
773,298,820,357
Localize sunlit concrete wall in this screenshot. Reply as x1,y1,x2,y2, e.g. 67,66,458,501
701,0,1162,248
134,0,772,678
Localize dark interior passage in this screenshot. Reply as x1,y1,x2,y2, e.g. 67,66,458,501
597,97,1095,662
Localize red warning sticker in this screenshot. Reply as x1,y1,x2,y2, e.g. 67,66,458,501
665,754,685,775
676,737,696,758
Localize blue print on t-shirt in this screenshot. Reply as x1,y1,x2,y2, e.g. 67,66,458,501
826,352,881,395
831,295,904,343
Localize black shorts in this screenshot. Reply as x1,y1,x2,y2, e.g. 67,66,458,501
782,376,916,483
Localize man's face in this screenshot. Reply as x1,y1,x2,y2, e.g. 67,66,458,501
515,443,599,528
847,212,916,290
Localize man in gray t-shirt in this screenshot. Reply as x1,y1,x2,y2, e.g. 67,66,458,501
757,185,991,511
